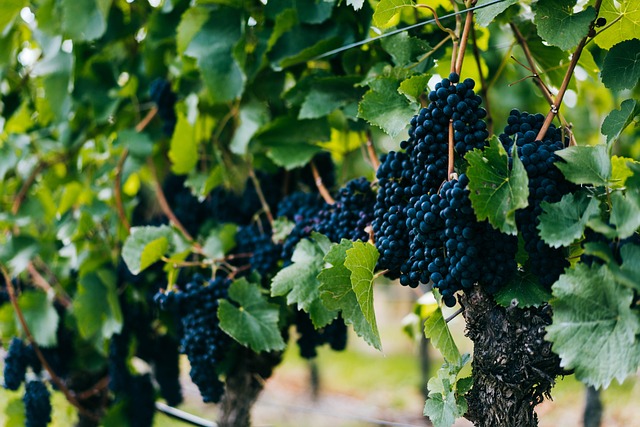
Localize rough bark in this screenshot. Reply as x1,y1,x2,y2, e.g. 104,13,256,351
218,348,283,427
461,287,564,427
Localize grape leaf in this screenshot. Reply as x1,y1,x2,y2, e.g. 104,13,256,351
202,224,237,260
271,234,338,328
116,129,154,159
601,39,640,92
218,278,286,353
169,111,214,175
373,0,413,29
318,240,382,350
358,76,417,137
610,191,640,239
380,32,431,67
475,0,519,27
602,99,640,145
594,0,640,50
344,241,380,346
176,6,209,55
614,244,640,292
267,144,323,170
423,304,461,364
3,397,26,427
399,74,431,102
0,0,26,35
554,144,611,186
0,235,39,274
230,101,270,155
185,7,245,103
534,0,596,51
494,270,552,308
61,0,110,41
18,292,59,347
538,191,600,247
299,76,364,120
466,138,529,235
121,226,173,275
546,263,640,388
423,356,471,427
73,270,123,343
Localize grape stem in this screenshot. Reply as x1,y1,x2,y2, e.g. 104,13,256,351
447,120,455,179
310,161,336,205
415,5,458,41
535,0,603,141
26,262,72,309
365,131,380,172
248,164,275,225
1,266,101,423
147,158,196,243
509,23,577,146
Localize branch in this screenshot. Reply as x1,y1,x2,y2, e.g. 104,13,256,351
135,106,158,133
536,0,603,141
510,23,577,146
310,161,336,205
445,306,464,323
454,0,477,74
147,158,194,242
1,266,100,422
470,24,493,136
26,262,72,309
75,376,110,401
247,164,274,225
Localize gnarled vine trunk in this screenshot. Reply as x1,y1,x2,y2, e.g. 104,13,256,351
461,287,564,427
218,349,283,427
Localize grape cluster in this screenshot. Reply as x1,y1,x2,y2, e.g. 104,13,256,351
149,78,177,136
129,374,156,427
315,177,376,243
277,192,327,262
234,222,282,280
155,275,232,403
151,334,183,407
500,109,572,288
3,337,28,390
372,151,413,278
23,380,52,427
294,311,347,359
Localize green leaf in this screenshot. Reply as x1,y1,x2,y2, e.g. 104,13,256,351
318,240,382,350
538,191,600,247
423,305,461,364
267,143,323,170
272,218,295,243
613,244,640,292
358,77,417,137
202,224,237,259
554,144,611,186
32,48,73,124
344,241,380,346
116,129,154,159
380,32,431,67
546,263,640,388
169,113,198,174
423,356,471,427
373,0,413,29
18,292,59,347
73,270,123,342
347,0,365,11
0,235,39,274
121,226,173,275
218,278,286,353
610,191,640,239
176,6,209,55
299,77,364,120
602,99,640,145
61,0,111,41
475,0,518,27
230,100,270,155
534,0,596,51
494,270,552,308
4,397,26,427
399,74,431,102
185,7,245,103
0,0,27,36
271,235,337,327
595,0,640,50
601,39,640,92
466,138,529,235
